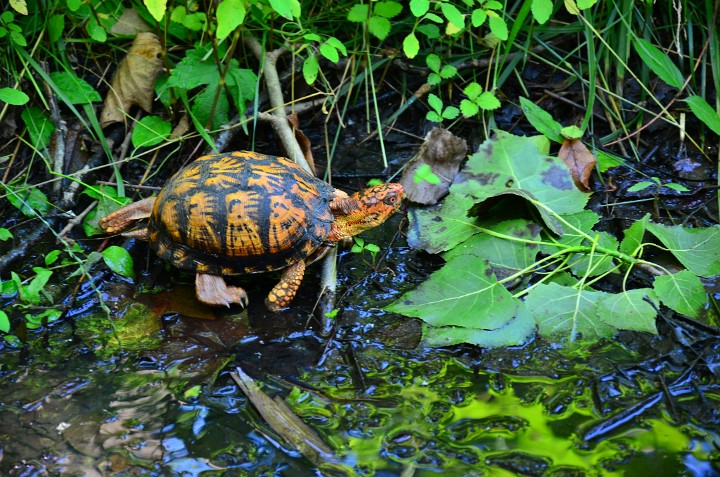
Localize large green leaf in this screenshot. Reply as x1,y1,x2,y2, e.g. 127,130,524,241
525,283,614,341
408,131,589,253
387,255,519,330
443,218,541,274
422,302,535,347
645,222,720,277
653,270,706,318
596,289,658,334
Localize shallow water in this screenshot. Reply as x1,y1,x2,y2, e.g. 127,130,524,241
1,231,719,476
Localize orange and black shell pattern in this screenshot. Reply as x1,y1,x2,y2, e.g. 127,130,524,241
147,151,336,275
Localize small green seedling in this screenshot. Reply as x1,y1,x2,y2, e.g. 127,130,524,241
413,164,441,185
352,237,381,263
627,176,689,194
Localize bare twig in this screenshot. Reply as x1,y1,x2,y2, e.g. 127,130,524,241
42,61,68,200
244,36,311,172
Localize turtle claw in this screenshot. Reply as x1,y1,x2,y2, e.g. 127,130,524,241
195,273,248,308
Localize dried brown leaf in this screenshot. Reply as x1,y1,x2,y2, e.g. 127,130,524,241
558,138,597,192
400,128,467,205
110,9,152,36
136,285,217,320
100,32,164,126
287,113,316,174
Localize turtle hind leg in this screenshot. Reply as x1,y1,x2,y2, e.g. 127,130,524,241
265,260,306,312
195,273,249,308
99,197,156,235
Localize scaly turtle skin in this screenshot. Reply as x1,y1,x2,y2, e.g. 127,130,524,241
99,151,404,311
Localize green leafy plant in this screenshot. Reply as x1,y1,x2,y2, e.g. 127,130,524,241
459,82,501,117
387,132,717,348
413,164,441,185
426,53,457,85
347,1,403,41
351,237,381,264
426,93,459,124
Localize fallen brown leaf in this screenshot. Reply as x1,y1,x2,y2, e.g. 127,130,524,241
136,285,217,320
287,113,316,174
100,32,164,126
109,9,152,36
558,138,597,192
400,128,467,205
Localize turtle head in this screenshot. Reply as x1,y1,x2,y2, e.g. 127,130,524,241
330,183,404,240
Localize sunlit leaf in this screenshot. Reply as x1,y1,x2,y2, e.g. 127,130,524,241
403,32,419,59
87,17,107,42
471,8,487,27
408,131,589,253
619,214,648,256
442,106,459,120
20,267,53,305
409,0,429,17
0,310,9,333
443,218,541,274
426,53,441,72
477,91,500,109
144,0,167,22
216,0,246,40
653,270,706,318
132,115,172,148
0,87,28,105
374,1,402,18
319,42,338,63
267,0,296,20
347,4,368,22
368,15,391,40
440,2,464,29
0,228,12,241
487,15,508,40
460,99,479,117
10,0,27,15
103,245,136,279
531,0,553,24
45,249,61,266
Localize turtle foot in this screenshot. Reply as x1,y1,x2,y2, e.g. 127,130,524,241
195,273,249,308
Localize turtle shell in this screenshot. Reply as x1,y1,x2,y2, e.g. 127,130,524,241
147,151,336,275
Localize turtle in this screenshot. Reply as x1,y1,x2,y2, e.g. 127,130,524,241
99,151,404,311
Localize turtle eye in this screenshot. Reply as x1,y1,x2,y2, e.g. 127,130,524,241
383,194,399,206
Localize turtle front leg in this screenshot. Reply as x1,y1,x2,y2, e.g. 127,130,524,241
265,260,306,312
195,273,249,308
99,197,156,235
